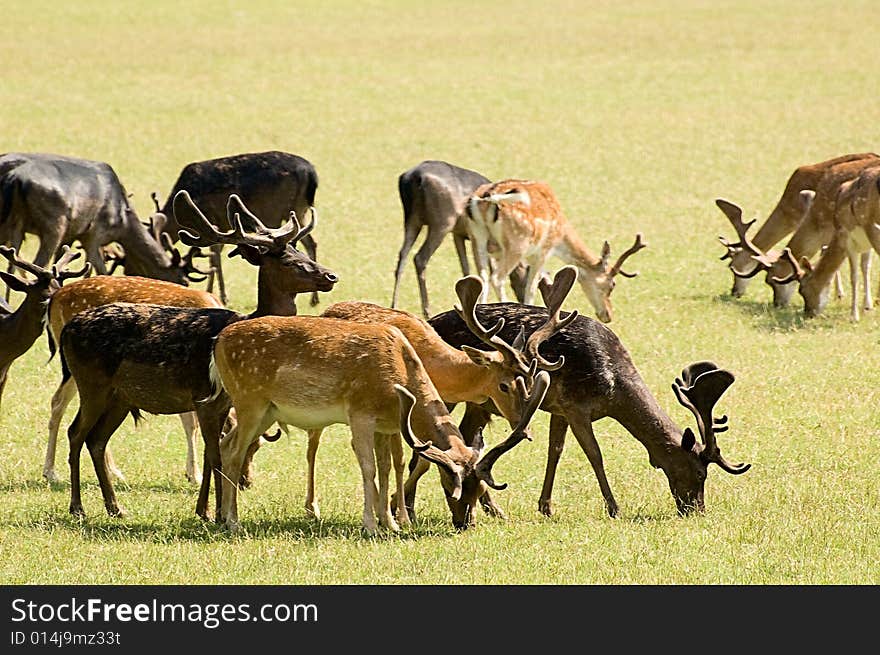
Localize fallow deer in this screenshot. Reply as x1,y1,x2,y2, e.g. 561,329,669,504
0,245,89,411
309,269,575,522
427,283,751,518
0,152,207,298
773,164,880,320
719,154,880,307
42,275,224,485
148,151,321,306
58,190,337,520
211,314,549,534
718,152,879,298
465,179,645,323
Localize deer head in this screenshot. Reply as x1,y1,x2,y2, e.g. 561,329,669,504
584,233,647,323
0,245,91,298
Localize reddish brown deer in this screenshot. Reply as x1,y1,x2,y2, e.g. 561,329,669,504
307,269,575,521
773,164,880,320
717,152,879,298
57,190,337,520
427,286,750,518
42,275,224,485
211,314,549,534
719,154,880,307
0,245,89,411
465,179,645,323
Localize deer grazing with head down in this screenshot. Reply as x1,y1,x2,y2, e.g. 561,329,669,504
427,270,751,518
773,163,880,321
307,271,572,523
717,152,879,298
718,154,880,307
58,190,337,520
0,245,90,411
41,274,225,485
211,311,549,534
465,179,645,323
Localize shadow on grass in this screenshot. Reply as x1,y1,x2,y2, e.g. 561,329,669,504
712,293,836,332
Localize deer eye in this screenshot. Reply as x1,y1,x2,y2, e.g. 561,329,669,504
498,382,511,393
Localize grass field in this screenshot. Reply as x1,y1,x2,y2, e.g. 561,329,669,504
1,0,878,584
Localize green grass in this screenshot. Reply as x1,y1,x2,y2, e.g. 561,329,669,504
1,0,879,584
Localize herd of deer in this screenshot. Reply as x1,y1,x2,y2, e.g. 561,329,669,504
4,145,875,535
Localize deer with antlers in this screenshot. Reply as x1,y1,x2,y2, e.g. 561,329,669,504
57,190,337,520
304,272,571,524
717,152,879,298
772,163,880,320
465,179,645,323
41,274,225,485
718,154,880,307
427,270,750,517
0,245,90,411
211,309,550,534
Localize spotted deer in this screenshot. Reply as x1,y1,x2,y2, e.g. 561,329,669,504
0,245,89,411
211,313,549,534
717,152,879,298
465,179,645,322
42,275,224,485
58,190,337,520
773,164,880,320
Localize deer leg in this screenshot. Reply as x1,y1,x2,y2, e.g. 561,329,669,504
4,230,24,302
194,400,230,522
79,236,108,276
373,434,399,532
239,437,261,489
85,400,131,518
178,411,202,485
305,428,323,519
861,251,872,312
208,245,227,305
568,416,619,518
300,233,320,307
218,407,272,532
458,402,506,519
453,233,471,276
348,415,379,535
539,414,568,516
44,377,78,483
67,390,110,517
849,252,860,322
508,263,529,303
0,363,9,414
833,269,844,299
389,433,410,527
398,453,431,523
413,224,450,319
391,218,422,309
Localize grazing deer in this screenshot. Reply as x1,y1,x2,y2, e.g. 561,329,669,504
0,245,89,411
427,285,751,518
58,190,337,520
148,151,321,306
211,313,549,534
719,154,880,307
0,152,207,299
42,275,225,485
718,152,879,298
310,269,574,522
392,160,492,318
465,179,645,323
773,164,880,320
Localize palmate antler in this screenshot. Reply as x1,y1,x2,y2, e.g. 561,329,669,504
715,198,773,277
530,266,580,368
672,361,750,475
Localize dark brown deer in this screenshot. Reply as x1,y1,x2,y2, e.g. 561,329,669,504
426,279,750,518
148,151,320,306
58,190,338,520
717,152,879,298
0,152,207,298
0,245,90,410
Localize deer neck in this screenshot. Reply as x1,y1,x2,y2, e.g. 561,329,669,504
2,291,51,361
556,225,600,270
118,222,172,276
252,267,298,318
424,348,495,404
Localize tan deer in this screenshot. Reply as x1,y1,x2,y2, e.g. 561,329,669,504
773,164,880,320
211,315,549,534
717,152,879,298
465,179,645,323
42,275,224,485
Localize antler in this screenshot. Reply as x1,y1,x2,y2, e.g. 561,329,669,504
474,370,551,490
672,361,750,475
151,191,161,213
227,195,316,248
173,190,311,253
394,384,464,501
769,247,807,285
715,199,771,277
608,233,647,278
52,245,91,281
528,266,580,369
0,245,90,283
454,275,531,375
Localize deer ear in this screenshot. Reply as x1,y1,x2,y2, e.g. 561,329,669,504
681,427,697,452
228,244,262,266
460,345,497,367
0,271,30,293
599,241,611,268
